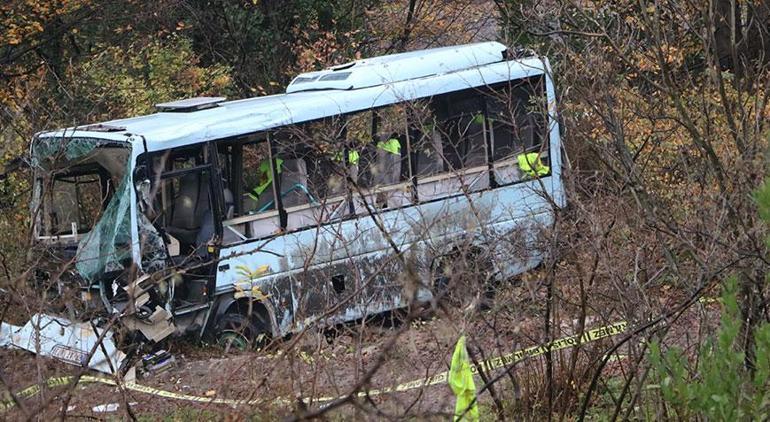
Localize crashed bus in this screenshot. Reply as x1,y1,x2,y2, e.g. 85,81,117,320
12,42,564,373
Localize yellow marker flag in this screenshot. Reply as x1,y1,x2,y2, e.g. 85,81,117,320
449,335,479,421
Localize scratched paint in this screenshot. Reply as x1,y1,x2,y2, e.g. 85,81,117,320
216,178,559,336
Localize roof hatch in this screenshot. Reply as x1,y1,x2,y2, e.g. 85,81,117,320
155,96,227,112
79,123,126,132
286,41,508,94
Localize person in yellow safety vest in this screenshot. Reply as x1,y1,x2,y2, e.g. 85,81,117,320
337,137,400,164
377,136,401,155
517,152,550,177
333,150,360,165
248,158,283,201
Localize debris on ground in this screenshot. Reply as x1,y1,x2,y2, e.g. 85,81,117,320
140,349,177,377
1,314,126,375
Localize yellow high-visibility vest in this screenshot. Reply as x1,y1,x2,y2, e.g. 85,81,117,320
449,335,479,421
517,152,549,177
333,150,360,165
333,138,398,167
377,138,401,155
248,158,283,201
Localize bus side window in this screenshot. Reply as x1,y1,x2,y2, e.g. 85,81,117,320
345,111,375,189
272,120,351,229
409,101,445,178
440,94,487,171
306,154,345,203
414,91,489,198
356,105,411,210
372,105,409,187
488,77,549,183
241,141,275,213
284,119,348,203
267,130,312,210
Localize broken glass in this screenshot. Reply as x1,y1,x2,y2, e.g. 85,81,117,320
32,137,133,281
75,163,133,281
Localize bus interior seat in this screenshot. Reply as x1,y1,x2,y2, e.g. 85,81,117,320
192,186,230,254
415,132,445,176
167,172,210,251
194,209,214,258
279,158,309,207
373,139,401,186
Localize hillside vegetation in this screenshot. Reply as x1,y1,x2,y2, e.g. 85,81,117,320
2,0,770,419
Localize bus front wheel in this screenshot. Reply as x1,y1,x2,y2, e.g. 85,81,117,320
215,313,267,353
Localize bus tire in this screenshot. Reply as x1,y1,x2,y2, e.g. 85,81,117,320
214,312,269,352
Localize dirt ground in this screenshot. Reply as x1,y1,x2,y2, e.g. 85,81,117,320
0,279,720,420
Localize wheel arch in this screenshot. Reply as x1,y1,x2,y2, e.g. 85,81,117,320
211,295,274,335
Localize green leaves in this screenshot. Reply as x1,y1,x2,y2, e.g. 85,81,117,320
649,277,770,419
755,180,770,248
74,36,233,119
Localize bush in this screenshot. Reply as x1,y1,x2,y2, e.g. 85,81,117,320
649,277,770,420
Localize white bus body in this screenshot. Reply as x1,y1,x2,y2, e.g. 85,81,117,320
15,42,564,370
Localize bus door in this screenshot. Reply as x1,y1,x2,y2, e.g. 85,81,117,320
138,143,223,311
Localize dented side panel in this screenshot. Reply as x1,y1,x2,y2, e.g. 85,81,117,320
215,179,558,336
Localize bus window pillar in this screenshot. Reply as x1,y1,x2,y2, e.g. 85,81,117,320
482,101,498,189
406,116,419,204
231,143,244,217
267,134,287,230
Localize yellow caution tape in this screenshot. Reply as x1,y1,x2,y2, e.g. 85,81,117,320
0,321,627,413
348,320,628,400
698,296,720,304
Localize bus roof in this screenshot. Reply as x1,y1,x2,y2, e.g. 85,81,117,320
38,43,549,153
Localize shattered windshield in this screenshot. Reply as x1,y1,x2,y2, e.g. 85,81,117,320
32,137,133,281
34,139,129,237
39,165,120,235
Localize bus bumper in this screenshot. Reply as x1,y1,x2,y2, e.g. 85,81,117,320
1,314,127,375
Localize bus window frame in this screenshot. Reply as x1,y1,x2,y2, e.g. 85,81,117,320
214,75,553,247
484,76,551,184
139,142,224,256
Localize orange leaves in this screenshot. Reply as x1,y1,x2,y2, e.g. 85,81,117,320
1,0,90,47
364,0,490,50
571,75,768,220
114,24,133,34
632,45,688,74
289,21,363,73
3,16,42,46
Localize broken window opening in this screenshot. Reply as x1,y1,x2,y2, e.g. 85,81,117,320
348,105,412,212
34,144,130,239
486,76,549,183
410,101,445,178
241,141,278,214
441,94,487,171
273,119,354,231
31,138,133,282
42,171,106,236
371,105,409,187
410,90,490,201
141,146,217,260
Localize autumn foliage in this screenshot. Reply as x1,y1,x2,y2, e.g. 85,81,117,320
2,0,770,419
